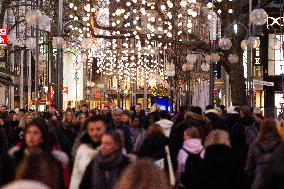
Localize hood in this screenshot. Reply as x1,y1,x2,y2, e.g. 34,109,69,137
156,119,173,129
184,111,210,124
258,132,282,152
183,139,203,154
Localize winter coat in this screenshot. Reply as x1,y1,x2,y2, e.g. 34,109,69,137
156,119,173,137
169,112,211,171
194,144,245,189
107,122,133,153
0,124,8,151
129,127,146,154
138,132,169,170
259,143,284,189
79,151,129,189
3,146,68,189
230,116,257,167
54,124,78,158
69,143,99,189
245,132,282,189
176,139,203,185
71,131,86,159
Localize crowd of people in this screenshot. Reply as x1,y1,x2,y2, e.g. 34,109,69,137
0,103,284,189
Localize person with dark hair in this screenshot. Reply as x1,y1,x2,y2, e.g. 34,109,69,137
70,117,107,189
231,105,258,167
156,111,173,137
122,110,131,127
107,108,133,153
132,103,147,128
189,106,202,115
171,106,188,125
79,132,130,189
3,118,68,189
130,116,146,153
138,124,169,169
101,106,112,124
245,118,282,189
206,105,214,110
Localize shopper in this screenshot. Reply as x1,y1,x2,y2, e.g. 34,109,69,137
79,132,130,189
70,118,107,189
245,118,282,189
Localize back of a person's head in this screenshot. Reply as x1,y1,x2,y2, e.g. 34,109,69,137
159,110,170,120
206,105,214,110
189,106,202,115
184,127,200,139
258,118,281,143
240,105,252,117
146,124,164,138
115,159,170,189
204,129,231,148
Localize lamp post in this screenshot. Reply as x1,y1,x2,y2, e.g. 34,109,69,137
182,61,194,108
25,5,51,112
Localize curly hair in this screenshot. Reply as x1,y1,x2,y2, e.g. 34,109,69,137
257,118,281,144
115,158,170,189
204,129,231,148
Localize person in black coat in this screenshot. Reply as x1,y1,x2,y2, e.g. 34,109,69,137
193,130,245,189
259,143,284,189
138,124,169,161
79,132,129,189
230,105,258,167
132,103,148,129
107,108,133,153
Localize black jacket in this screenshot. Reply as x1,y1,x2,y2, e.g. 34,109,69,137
245,132,282,189
230,116,257,167
194,145,245,189
79,151,129,189
259,143,284,189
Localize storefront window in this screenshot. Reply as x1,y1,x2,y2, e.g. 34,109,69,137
269,34,284,75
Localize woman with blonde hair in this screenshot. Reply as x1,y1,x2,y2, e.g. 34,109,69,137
115,159,170,189
54,110,79,157
192,130,245,189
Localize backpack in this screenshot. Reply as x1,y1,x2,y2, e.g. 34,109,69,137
243,122,258,145
180,148,202,189
252,141,281,189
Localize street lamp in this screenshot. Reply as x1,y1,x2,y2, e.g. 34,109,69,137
25,8,50,112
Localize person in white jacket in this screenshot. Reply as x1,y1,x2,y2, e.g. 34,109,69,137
156,111,173,137
69,117,107,189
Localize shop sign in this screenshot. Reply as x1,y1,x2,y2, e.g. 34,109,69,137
0,29,7,46
62,87,68,94
253,47,261,66
253,80,274,87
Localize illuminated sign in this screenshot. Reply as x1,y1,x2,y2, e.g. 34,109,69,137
0,29,7,46
253,47,262,66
